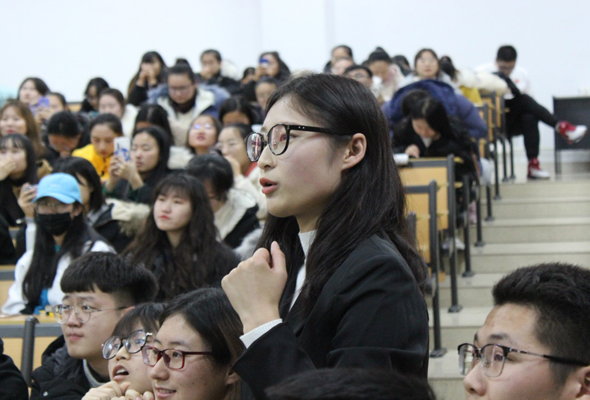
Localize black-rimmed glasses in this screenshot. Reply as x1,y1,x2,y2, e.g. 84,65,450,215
142,345,214,370
102,329,153,359
52,304,129,324
245,124,337,161
458,343,588,377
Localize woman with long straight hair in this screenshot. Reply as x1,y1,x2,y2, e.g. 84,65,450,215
222,73,429,398
124,173,238,301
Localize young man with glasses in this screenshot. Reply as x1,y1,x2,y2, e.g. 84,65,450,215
30,252,157,400
459,263,590,399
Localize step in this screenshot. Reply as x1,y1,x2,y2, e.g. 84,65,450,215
492,180,590,199
429,352,465,400
428,307,489,352
486,197,590,218
438,273,502,308
470,241,590,273
470,217,590,243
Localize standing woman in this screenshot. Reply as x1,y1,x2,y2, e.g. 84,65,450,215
105,126,171,204
124,173,239,301
2,173,112,315
222,74,429,398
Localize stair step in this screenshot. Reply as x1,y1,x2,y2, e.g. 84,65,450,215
438,273,502,308
492,181,590,199
470,241,590,273
429,352,465,400
470,217,590,243
485,197,590,218
428,307,489,351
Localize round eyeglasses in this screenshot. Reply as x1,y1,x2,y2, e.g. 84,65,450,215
245,124,338,162
142,345,213,370
458,343,588,378
52,304,129,324
102,329,153,359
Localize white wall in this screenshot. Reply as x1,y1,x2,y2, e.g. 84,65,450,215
2,0,589,150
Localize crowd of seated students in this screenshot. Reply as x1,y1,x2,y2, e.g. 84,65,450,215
1,45,589,400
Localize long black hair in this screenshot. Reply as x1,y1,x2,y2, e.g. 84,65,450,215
52,157,105,213
259,51,291,83
134,104,172,139
258,74,427,316
124,173,236,300
80,77,109,113
22,197,93,308
0,134,38,186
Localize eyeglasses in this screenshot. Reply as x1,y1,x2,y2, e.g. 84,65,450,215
169,85,193,94
102,329,153,359
458,343,588,378
52,304,129,324
245,124,338,162
35,201,72,214
142,345,213,370
193,123,213,130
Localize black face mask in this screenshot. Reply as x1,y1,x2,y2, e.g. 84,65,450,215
37,212,73,236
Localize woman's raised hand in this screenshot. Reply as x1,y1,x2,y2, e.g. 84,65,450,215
222,241,288,333
17,183,37,218
0,158,16,181
82,381,130,400
118,389,155,400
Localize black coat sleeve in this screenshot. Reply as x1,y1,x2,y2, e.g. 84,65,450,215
127,85,148,106
233,237,429,400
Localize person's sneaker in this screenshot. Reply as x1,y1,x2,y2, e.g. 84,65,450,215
527,158,550,180
556,121,587,143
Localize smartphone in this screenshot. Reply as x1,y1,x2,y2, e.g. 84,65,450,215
38,97,49,108
114,137,131,161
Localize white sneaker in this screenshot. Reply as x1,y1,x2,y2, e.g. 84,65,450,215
455,237,465,251
557,121,587,143
527,158,550,180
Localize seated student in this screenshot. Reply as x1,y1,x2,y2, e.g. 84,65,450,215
98,88,138,137
215,123,267,219
344,64,383,104
0,134,39,228
219,96,258,126
187,154,259,249
127,51,168,107
242,51,291,103
2,173,113,315
45,111,90,164
477,45,586,179
142,288,244,400
399,48,459,92
73,113,124,181
82,302,164,400
331,57,354,76
153,63,221,147
384,79,488,141
393,93,479,184
255,77,278,120
366,48,403,102
30,252,158,399
439,55,483,104
105,126,171,204
266,368,436,400
196,49,241,95
0,100,52,174
37,92,72,135
186,113,223,156
79,77,109,116
134,103,172,138
0,337,28,400
459,263,590,400
18,77,50,117
53,157,147,253
322,44,354,73
124,173,239,301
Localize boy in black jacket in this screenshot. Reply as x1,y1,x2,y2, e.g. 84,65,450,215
30,252,157,400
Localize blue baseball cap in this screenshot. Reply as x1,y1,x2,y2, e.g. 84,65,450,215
33,173,82,204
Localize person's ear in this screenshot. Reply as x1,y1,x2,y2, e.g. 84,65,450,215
570,366,590,397
225,368,240,386
71,203,83,217
341,133,366,171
